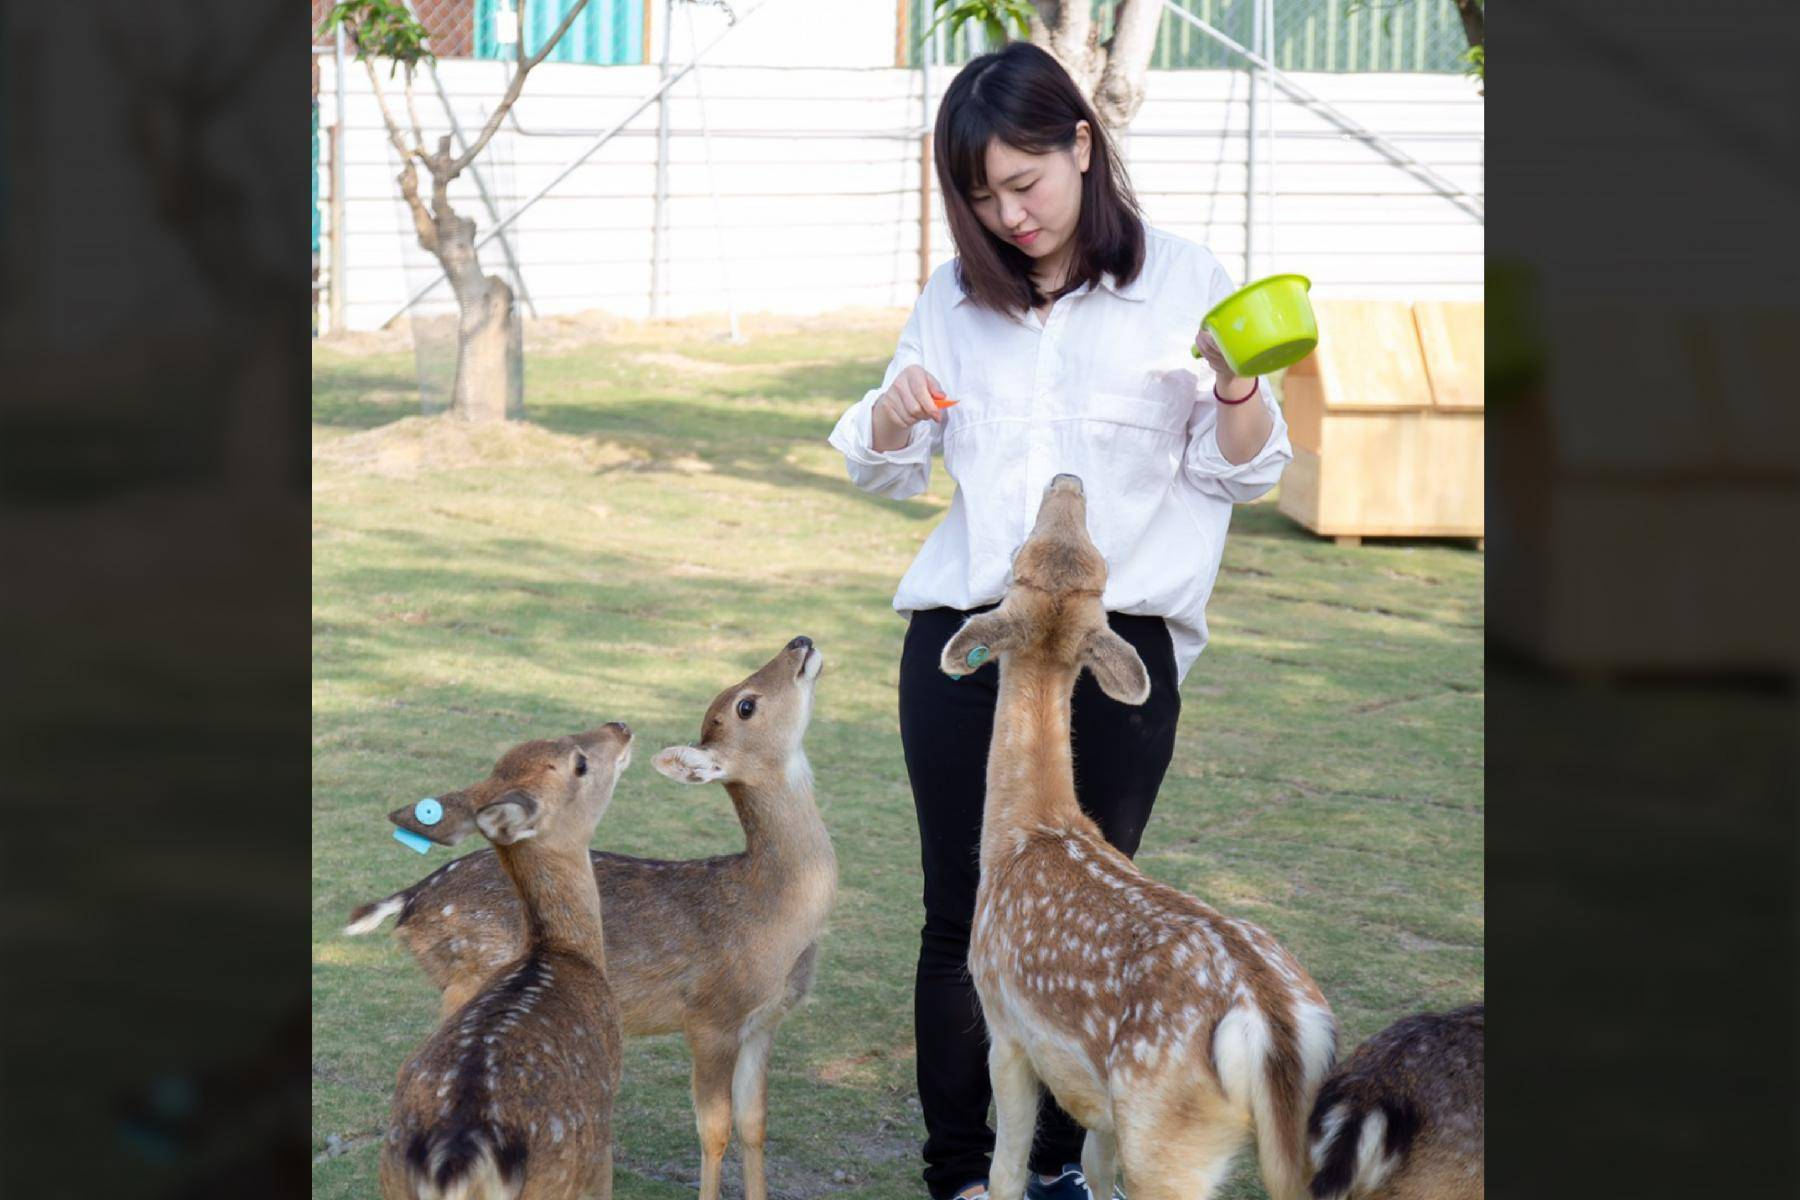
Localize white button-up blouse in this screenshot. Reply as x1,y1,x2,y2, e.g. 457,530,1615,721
828,225,1292,682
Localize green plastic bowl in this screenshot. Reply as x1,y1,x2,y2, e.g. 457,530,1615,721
1199,273,1318,376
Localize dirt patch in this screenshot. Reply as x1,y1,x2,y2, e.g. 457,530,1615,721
313,327,416,358
313,414,645,478
624,350,736,376
815,1042,916,1086
618,1115,917,1199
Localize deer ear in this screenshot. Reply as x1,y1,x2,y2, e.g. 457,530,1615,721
1081,626,1151,705
474,790,541,845
940,610,1015,678
387,793,479,851
652,745,726,785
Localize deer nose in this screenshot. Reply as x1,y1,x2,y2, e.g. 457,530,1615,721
605,721,632,739
1049,473,1084,496
786,636,813,651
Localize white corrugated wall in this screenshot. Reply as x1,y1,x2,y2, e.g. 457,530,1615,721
315,53,1481,332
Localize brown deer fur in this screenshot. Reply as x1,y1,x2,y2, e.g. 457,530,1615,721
353,639,836,1200
940,475,1337,1200
1306,1004,1483,1200
379,723,633,1200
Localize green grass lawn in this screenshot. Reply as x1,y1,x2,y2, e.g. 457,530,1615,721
312,312,1483,1198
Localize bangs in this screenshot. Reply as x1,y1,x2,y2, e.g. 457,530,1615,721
939,70,1070,197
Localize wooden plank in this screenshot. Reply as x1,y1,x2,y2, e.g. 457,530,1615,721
1304,299,1435,410
1413,300,1485,410
1308,409,1484,535
1280,372,1325,454
1277,447,1324,532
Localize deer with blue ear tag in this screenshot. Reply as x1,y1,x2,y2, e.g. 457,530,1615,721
944,475,1337,1200
351,639,836,1200
378,722,632,1200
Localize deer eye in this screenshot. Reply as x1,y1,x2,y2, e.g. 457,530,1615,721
574,752,588,776
736,697,757,720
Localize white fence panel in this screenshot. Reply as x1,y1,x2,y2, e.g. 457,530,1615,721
316,57,1481,331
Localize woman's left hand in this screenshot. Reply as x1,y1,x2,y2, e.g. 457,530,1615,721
1192,328,1257,402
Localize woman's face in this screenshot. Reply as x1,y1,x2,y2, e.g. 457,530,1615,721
968,122,1092,272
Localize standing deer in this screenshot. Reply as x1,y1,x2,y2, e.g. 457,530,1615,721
939,474,1337,1200
378,722,633,1200
1307,1003,1483,1200
349,638,836,1200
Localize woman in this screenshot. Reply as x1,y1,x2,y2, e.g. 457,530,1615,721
827,41,1291,1200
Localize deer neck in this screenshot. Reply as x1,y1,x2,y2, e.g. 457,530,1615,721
981,655,1086,874
726,752,834,882
493,835,607,969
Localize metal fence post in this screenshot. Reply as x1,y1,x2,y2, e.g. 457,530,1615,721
917,10,932,295
651,0,674,318
330,24,349,334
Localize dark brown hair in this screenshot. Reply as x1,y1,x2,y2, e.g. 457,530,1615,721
934,41,1145,315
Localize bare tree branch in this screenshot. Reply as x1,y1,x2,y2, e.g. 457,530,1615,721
361,47,436,241
403,64,426,155
451,0,595,177
357,38,419,162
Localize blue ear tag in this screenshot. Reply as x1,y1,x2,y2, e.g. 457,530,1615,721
394,827,433,855
414,797,443,825
966,644,990,669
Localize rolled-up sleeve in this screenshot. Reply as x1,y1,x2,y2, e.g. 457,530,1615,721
827,293,940,500
1182,383,1293,503
1180,260,1294,503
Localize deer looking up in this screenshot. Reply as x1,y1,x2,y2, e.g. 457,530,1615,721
349,638,836,1200
378,722,633,1200
939,474,1337,1200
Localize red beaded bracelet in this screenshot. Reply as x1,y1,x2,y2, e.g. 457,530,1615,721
1215,378,1258,405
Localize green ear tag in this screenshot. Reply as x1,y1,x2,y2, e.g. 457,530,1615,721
965,645,990,670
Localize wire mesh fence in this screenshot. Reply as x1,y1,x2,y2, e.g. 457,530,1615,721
905,0,1476,73
313,0,643,63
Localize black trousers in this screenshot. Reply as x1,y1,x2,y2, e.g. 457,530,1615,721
900,606,1182,1199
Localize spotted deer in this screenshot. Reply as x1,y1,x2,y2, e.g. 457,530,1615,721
350,638,836,1200
1307,1003,1483,1200
378,722,633,1200
939,474,1337,1200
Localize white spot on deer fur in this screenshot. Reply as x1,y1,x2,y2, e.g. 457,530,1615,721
441,904,455,917
1309,1102,1350,1171
343,896,403,936
549,1116,565,1144
1352,1108,1398,1191
446,860,459,871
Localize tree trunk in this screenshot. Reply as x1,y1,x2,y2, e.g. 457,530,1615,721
1091,0,1163,132
1028,1,1101,97
451,275,521,423
1030,0,1162,133
1451,0,1484,48
428,192,522,423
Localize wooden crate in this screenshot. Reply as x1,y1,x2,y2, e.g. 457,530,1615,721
1277,299,1484,542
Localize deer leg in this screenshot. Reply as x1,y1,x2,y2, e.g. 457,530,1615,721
587,1143,614,1200
731,1021,776,1200
986,1036,1040,1200
687,1026,738,1200
1115,1084,1248,1200
1080,1129,1119,1200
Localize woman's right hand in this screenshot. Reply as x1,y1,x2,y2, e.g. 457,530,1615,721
871,364,950,452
